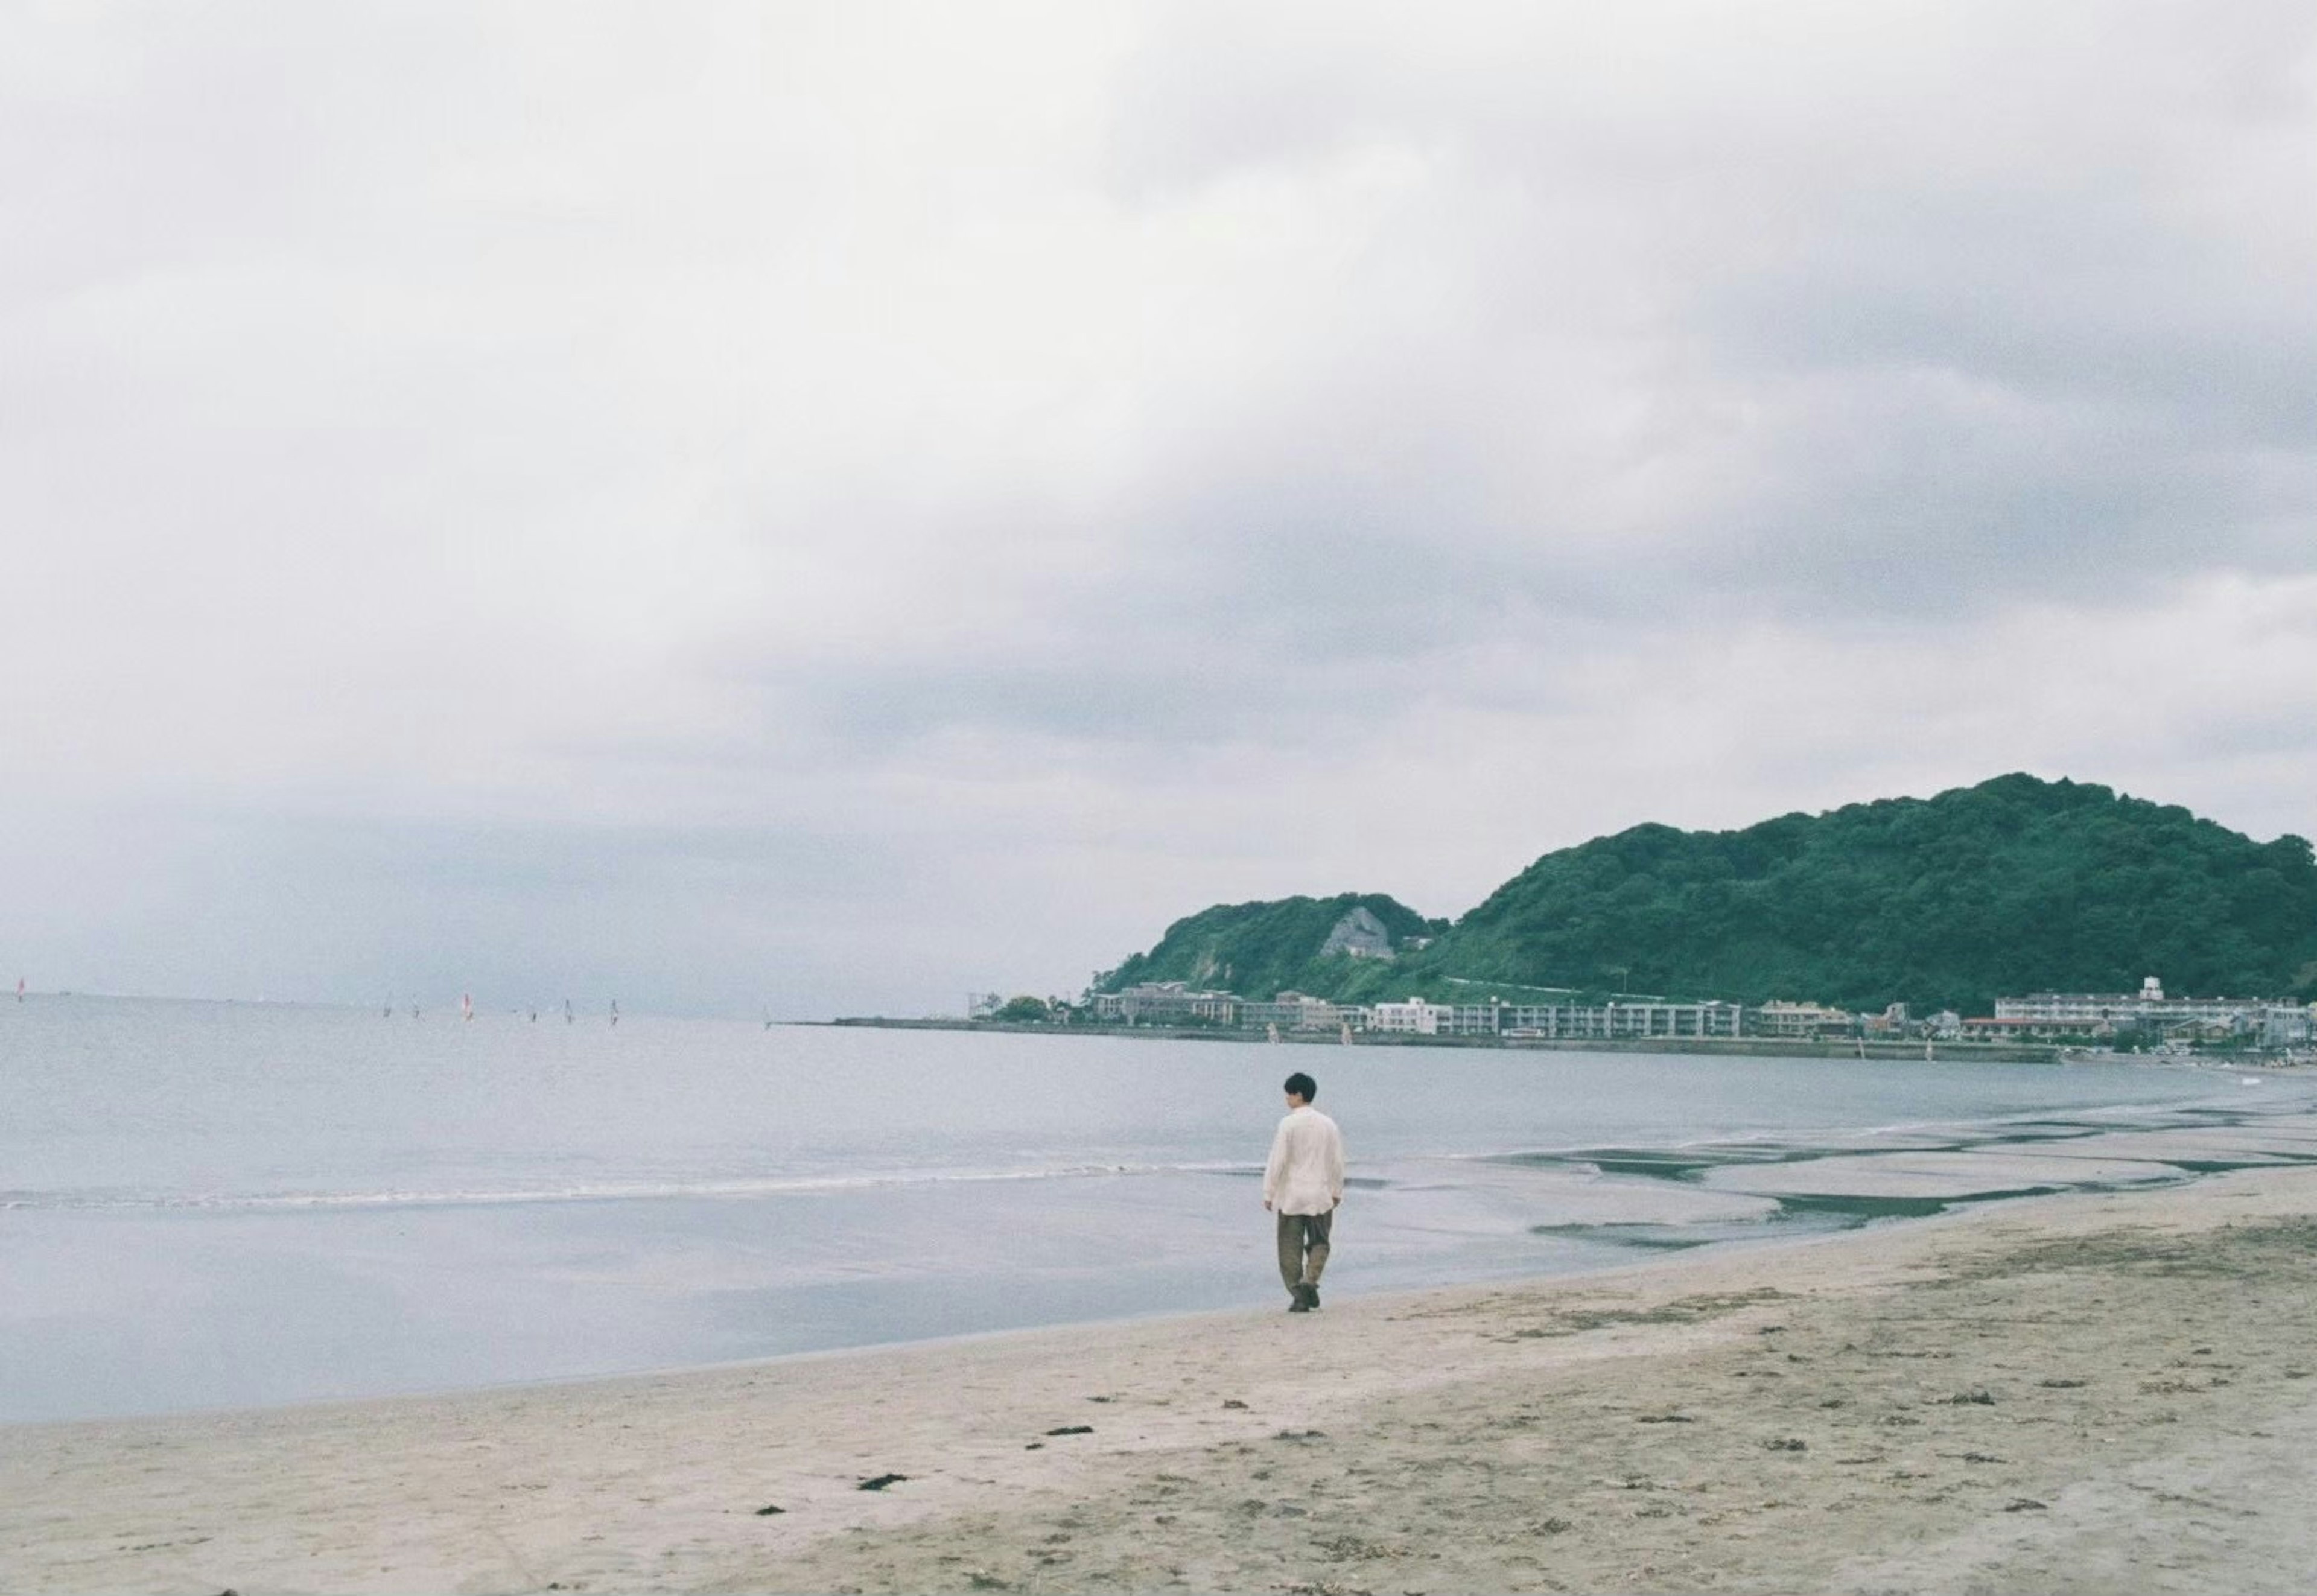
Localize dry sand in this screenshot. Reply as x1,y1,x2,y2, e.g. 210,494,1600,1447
9,1159,2317,1593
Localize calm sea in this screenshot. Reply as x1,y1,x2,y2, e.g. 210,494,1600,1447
0,994,2269,1422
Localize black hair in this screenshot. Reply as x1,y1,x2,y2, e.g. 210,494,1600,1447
1283,1072,1317,1102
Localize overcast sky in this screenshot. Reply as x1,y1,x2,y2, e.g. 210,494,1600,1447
5,2,2314,1016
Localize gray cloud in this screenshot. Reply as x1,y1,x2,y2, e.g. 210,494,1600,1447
1088,0,2317,610
5,3,2315,1014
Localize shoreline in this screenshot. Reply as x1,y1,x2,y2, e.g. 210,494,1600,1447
12,1129,2317,1592
826,1015,2085,1063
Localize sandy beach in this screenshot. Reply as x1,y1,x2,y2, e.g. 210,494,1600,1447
10,1133,2317,1594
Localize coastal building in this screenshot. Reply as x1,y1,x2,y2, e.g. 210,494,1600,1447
1863,1003,1911,1035
1441,1003,1504,1036
1749,1000,1856,1038
1241,991,1367,1031
1961,1017,2051,1040
1092,982,1240,1026
1370,998,1452,1035
1367,999,1747,1040
1993,977,2311,1044
1497,1000,1744,1040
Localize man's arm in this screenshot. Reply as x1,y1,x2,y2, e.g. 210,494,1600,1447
1325,1122,1345,1209
1262,1120,1289,1211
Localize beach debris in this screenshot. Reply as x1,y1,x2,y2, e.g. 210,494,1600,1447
1758,1324,1787,1335
2038,1377,2088,1388
1044,1425,1094,1436
856,1473,910,1492
1222,1399,1250,1409
1088,1394,1115,1403
1765,1437,1808,1452
1024,1442,1044,1450
2004,1498,2049,1512
1959,1452,2005,1464
965,1571,1011,1589
753,1504,786,1516
1314,1533,1411,1560
1947,1389,1997,1405
1535,1516,1572,1534
1273,1428,1327,1441
1635,1413,1694,1424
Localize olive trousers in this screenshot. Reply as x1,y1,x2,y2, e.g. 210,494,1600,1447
1276,1209,1332,1294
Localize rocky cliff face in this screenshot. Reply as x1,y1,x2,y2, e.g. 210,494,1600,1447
1320,906,1396,960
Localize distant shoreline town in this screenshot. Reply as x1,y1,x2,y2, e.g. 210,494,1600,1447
978,777,2317,1064
888,972,2317,1061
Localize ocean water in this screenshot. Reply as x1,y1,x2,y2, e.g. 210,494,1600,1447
0,994,2272,1422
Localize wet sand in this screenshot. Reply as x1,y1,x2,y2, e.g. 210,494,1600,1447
8,1134,2317,1593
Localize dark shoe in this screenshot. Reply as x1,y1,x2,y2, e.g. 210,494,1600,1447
1287,1294,1311,1313
1304,1283,1321,1310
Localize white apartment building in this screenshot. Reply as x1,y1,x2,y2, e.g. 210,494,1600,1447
1370,998,1452,1035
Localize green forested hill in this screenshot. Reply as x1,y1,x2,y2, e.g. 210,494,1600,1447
1099,777,2317,1015
1099,893,1444,1001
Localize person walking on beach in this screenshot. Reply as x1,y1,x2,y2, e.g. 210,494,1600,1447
1263,1071,1345,1313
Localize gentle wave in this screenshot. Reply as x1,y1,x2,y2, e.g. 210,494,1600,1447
1455,1091,2271,1168
10,1096,2265,1215
0,1159,1263,1214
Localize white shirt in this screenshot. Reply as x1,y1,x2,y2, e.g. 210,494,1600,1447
1263,1105,1346,1216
